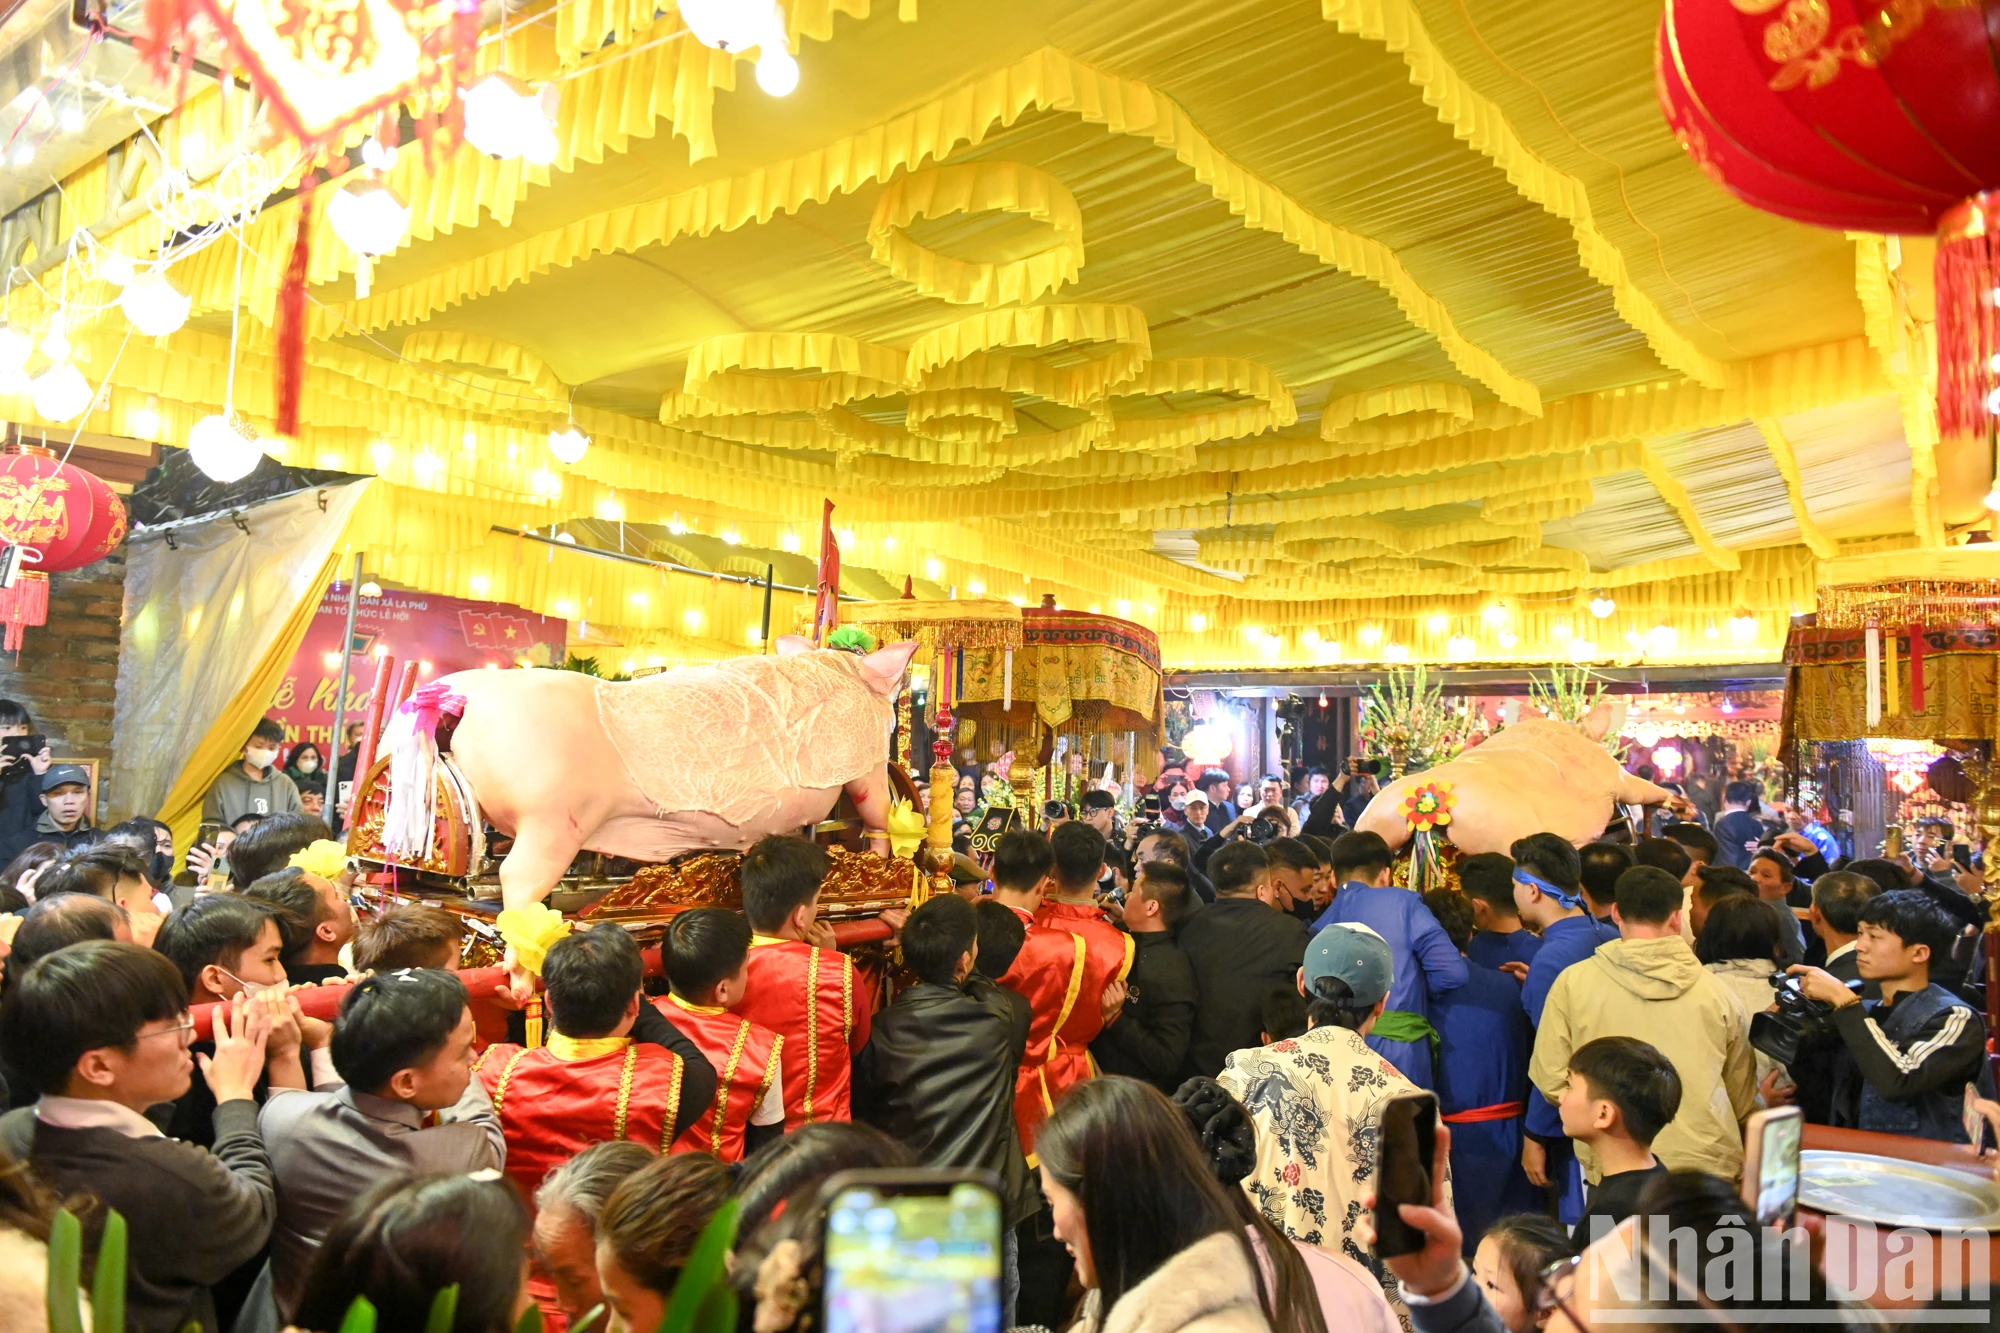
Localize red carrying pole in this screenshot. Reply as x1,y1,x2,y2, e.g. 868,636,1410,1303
392,659,420,715
351,654,396,816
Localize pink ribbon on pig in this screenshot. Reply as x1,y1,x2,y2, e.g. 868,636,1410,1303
399,682,467,740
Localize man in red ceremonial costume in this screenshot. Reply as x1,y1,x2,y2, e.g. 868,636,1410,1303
473,924,718,1207
735,835,873,1127
991,828,1130,1166
656,908,786,1162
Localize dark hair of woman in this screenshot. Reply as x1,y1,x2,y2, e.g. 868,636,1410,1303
292,1174,528,1333
1304,975,1372,1032
1037,1076,1327,1333
0,840,62,910
598,1152,733,1299
735,1121,914,1242
1693,895,1781,966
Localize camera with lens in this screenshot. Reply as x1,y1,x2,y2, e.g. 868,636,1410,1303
0,733,44,782
1749,971,1856,1065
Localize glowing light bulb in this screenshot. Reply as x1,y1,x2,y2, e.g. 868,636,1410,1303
667,517,688,535
119,272,192,336
547,425,590,464
781,530,801,553
469,576,490,596
1704,621,1720,640
554,532,576,545
1383,642,1410,662
721,528,741,545
129,394,161,439
1588,591,1616,619
1729,611,1757,640
756,48,799,95
1189,612,1208,632
678,0,780,50
462,73,559,164
461,430,478,454
410,451,442,485
97,252,134,287
1986,485,2000,512
1447,634,1475,661
369,440,396,470
187,412,263,480
1426,613,1448,634
967,580,985,596
924,558,942,580
0,325,30,374
1497,630,1519,649
1116,599,1133,617
1648,624,1678,653
30,361,92,423
683,608,704,633
1568,638,1598,661
1359,625,1382,647
1482,602,1508,627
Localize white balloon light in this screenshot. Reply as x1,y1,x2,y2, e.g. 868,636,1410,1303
679,0,780,50
120,273,192,336
187,412,265,482
463,74,560,164
548,425,590,464
756,48,799,96
0,369,28,396
98,252,135,287
327,178,411,298
31,361,93,422
0,324,30,374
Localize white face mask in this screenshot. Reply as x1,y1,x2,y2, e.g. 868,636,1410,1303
295,757,319,774
245,746,278,770
219,966,284,999
1169,794,1187,810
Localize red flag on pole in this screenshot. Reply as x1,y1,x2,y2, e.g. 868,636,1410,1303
812,499,840,645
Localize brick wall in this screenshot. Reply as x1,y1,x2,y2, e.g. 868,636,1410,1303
0,550,124,821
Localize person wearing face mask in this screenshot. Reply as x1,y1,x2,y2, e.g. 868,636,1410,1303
283,742,326,802
202,717,304,827
153,894,328,1148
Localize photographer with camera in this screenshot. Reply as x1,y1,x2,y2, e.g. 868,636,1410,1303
0,699,54,864
1332,757,1380,830
1784,889,1991,1142
1219,776,1301,843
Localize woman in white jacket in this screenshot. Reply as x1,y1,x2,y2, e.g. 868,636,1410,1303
1035,1077,1328,1333
1694,895,1787,1097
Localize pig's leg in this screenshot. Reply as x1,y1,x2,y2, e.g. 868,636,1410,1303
845,767,894,859
498,816,588,913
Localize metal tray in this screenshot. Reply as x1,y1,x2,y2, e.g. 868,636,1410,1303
1798,1150,2000,1228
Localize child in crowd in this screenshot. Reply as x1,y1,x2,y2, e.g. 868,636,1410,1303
1557,1036,1681,1245
1471,1213,1575,1332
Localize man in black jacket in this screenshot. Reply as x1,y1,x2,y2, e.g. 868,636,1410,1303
1177,840,1310,1079
855,894,1033,1322
1092,860,1198,1091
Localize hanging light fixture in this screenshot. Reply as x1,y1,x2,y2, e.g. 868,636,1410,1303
187,411,263,482
756,47,799,96
327,173,411,299
129,395,162,439
119,272,192,336
679,0,781,51
30,360,92,423
1588,590,1616,619
96,251,134,287
462,73,560,164
547,425,589,464
0,324,31,374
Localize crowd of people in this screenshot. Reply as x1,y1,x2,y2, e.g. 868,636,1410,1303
0,705,1993,1333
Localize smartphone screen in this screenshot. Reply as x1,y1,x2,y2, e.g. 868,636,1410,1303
1371,1092,1437,1258
822,1174,1003,1333
1742,1106,1803,1227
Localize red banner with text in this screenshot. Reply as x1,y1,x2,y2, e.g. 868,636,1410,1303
267,585,568,753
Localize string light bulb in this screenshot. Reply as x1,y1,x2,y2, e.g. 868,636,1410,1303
462,73,560,165
328,176,411,297
547,424,590,464
679,0,781,51
187,411,264,481
1588,590,1616,619
129,394,161,439
119,272,191,336
30,361,92,422
756,48,799,95
0,325,30,374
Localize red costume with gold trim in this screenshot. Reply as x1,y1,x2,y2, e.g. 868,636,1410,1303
738,935,872,1127
472,1034,688,1205
998,900,1135,1162
654,995,784,1162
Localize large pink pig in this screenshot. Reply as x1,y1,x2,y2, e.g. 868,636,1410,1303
410,636,918,910
1356,705,1672,854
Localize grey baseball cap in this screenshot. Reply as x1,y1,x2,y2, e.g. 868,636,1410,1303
40,764,90,793
1303,922,1394,1007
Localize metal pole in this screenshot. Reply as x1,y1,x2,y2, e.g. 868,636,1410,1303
761,564,774,653
326,553,362,816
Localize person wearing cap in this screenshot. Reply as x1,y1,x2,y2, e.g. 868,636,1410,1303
1527,865,1757,1184
35,763,97,850
1179,792,1218,869
202,717,303,827
1309,831,1465,1090
1217,920,1437,1303
1508,833,1618,1217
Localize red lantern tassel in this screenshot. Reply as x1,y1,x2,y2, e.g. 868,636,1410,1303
274,172,315,439
1935,192,2000,441
0,571,49,653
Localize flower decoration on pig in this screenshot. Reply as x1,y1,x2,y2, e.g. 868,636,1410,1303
1401,781,1454,833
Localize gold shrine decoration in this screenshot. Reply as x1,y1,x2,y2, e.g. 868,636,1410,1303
958,609,1162,733
1783,623,2000,744
817,598,1025,654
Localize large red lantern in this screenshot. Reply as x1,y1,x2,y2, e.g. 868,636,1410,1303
1658,0,2000,440
0,446,128,651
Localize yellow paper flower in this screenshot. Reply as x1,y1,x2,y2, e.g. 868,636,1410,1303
886,798,927,859
1400,781,1455,833
287,840,350,880
496,901,573,977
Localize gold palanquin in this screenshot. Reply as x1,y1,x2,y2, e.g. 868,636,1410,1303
955,608,1164,768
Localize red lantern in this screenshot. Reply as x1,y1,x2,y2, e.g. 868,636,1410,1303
1658,0,2000,437
0,446,128,650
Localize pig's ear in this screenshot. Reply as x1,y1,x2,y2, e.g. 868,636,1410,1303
857,640,921,697
774,636,814,657
1581,699,1616,741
